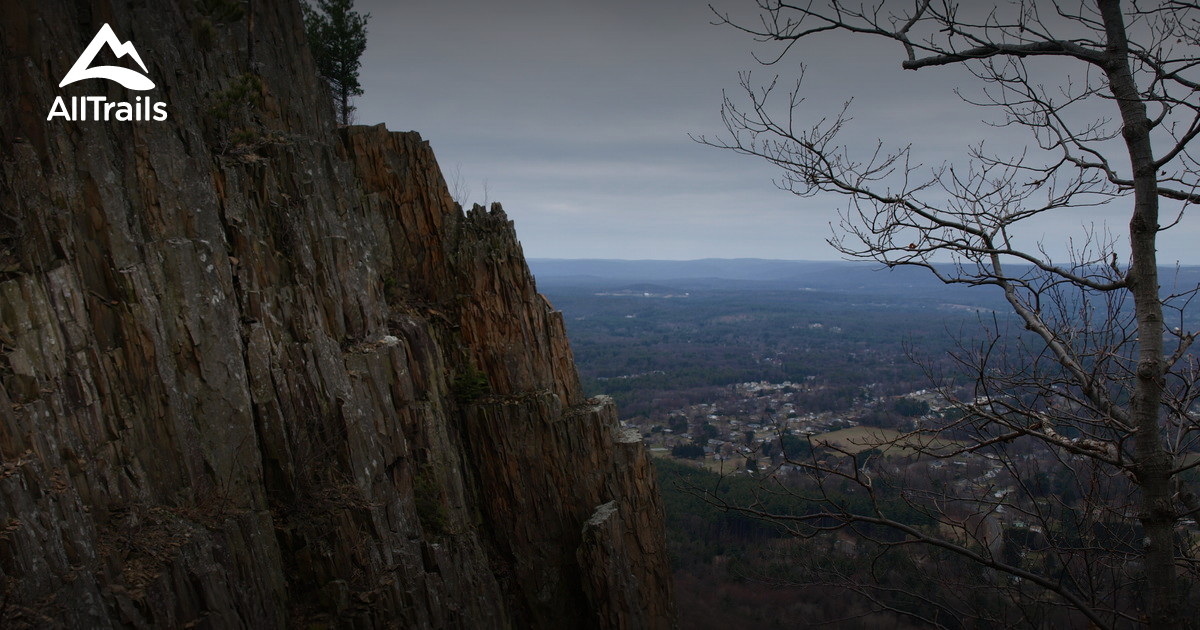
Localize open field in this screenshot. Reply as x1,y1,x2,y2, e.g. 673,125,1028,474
813,426,961,457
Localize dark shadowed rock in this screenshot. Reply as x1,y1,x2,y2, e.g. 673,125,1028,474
0,2,674,628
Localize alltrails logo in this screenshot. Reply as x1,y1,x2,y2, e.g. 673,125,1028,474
47,23,168,121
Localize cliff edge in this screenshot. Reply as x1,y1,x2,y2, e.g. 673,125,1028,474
0,1,675,627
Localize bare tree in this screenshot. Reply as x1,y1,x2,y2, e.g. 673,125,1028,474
698,1,1200,627
448,162,472,208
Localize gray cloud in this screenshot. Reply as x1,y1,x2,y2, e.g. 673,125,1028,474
353,0,1200,263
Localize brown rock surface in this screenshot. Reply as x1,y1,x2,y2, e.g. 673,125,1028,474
0,1,675,628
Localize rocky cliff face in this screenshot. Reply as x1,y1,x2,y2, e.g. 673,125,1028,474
0,2,674,627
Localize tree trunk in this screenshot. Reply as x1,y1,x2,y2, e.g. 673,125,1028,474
1096,0,1177,627
340,85,349,126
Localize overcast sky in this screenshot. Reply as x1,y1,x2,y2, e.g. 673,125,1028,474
353,0,1200,264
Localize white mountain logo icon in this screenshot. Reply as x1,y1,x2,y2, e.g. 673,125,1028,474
59,23,155,91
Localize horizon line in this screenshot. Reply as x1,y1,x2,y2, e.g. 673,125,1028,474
528,257,1200,266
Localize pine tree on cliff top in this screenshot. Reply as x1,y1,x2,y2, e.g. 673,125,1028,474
302,0,369,126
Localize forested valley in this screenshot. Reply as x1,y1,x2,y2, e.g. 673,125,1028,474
535,259,1200,629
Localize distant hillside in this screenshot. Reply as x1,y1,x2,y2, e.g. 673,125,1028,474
529,258,838,282
530,258,990,304
530,258,1200,311
531,258,936,287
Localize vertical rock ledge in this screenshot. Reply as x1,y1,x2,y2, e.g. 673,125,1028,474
0,1,675,628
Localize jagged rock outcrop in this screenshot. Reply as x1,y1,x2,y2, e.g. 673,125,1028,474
0,1,675,628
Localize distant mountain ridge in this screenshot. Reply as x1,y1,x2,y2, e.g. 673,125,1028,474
531,259,1200,320
530,258,849,282
530,257,1200,296
531,258,973,297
